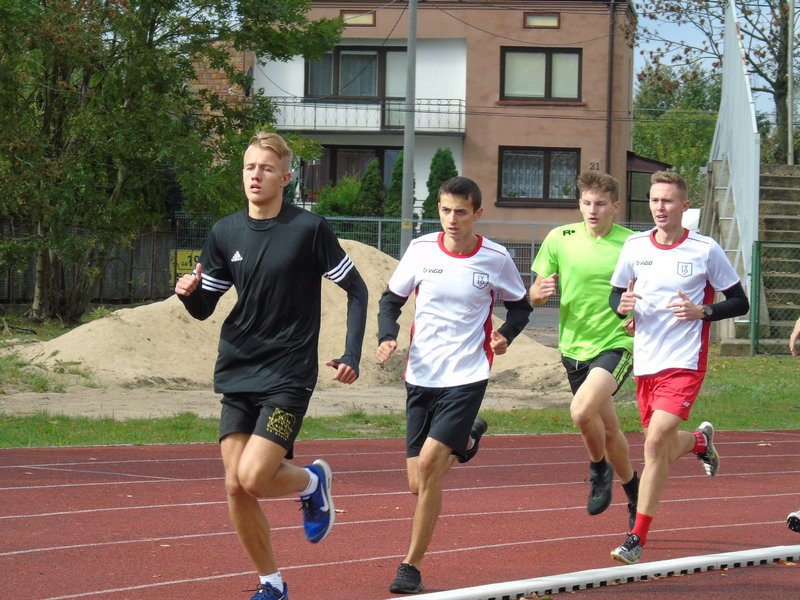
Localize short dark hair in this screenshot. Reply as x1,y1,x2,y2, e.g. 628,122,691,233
438,176,482,210
577,172,620,202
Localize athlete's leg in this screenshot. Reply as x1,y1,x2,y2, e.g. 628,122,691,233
221,433,283,576
402,437,456,567
636,410,695,518
571,368,631,482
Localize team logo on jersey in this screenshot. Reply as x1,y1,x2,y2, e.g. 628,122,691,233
231,251,243,262
677,262,693,277
473,272,489,289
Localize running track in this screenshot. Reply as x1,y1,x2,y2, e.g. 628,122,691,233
1,430,799,599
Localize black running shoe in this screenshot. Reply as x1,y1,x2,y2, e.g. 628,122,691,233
587,463,613,515
389,562,423,594
788,510,800,533
611,533,643,564
457,416,488,464
626,499,637,531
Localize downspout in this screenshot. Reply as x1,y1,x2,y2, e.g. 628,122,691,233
605,0,616,174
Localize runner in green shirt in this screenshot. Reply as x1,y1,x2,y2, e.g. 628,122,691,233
530,171,638,529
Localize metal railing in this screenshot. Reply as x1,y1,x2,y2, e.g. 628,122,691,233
750,240,800,354
270,96,466,133
706,1,760,298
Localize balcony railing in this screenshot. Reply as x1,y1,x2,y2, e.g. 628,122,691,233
269,96,465,134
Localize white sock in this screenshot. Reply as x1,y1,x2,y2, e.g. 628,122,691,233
300,467,319,497
259,572,283,591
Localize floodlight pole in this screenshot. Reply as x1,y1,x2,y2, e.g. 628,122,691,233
400,0,417,256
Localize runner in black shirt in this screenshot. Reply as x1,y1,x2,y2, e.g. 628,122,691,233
176,132,368,600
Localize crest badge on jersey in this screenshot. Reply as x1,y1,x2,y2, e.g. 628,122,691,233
677,262,692,277
473,272,489,289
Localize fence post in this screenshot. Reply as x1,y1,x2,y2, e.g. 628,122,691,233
749,240,761,356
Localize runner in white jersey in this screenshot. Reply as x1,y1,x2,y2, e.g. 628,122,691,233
607,171,749,565
377,176,532,594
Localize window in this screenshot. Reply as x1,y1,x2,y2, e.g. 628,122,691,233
306,47,406,99
301,146,401,201
341,10,375,27
501,48,580,101
498,147,579,205
523,13,560,29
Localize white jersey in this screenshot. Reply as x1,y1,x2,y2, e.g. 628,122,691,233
389,232,527,387
610,229,740,376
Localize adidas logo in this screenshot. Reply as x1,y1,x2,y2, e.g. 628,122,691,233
231,251,243,262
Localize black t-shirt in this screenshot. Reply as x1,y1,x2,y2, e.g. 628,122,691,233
181,203,365,394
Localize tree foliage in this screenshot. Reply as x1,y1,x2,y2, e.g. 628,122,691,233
353,159,385,217
633,64,721,202
0,0,342,322
384,152,404,218
423,148,458,219
635,0,798,162
312,177,361,217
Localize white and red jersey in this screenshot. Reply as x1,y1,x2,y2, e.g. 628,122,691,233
388,232,527,387
610,229,740,376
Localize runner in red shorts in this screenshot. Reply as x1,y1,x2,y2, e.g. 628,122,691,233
608,171,749,564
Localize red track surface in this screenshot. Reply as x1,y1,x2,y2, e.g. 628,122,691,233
1,430,799,599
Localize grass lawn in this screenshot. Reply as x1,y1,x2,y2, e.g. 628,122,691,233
1,353,798,448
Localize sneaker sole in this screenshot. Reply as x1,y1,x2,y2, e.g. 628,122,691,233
311,459,335,543
610,549,640,565
699,421,719,476
458,417,489,464
788,514,800,533
389,582,424,594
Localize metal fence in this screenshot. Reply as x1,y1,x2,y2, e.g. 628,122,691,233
0,214,654,309
750,240,800,354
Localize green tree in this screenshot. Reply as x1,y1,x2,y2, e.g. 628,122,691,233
384,152,404,218
423,148,458,218
633,64,721,202
636,0,798,162
0,0,342,322
313,177,361,217
353,159,385,217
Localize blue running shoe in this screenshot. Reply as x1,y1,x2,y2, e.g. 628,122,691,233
300,459,334,543
250,582,288,600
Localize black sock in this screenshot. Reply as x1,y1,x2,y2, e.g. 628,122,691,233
622,471,639,501
590,458,609,474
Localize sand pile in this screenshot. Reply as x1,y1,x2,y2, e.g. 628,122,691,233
13,240,565,393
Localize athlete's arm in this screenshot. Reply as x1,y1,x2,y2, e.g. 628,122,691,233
330,267,369,376
498,297,534,345
609,286,629,319
701,282,749,322
529,274,557,306
176,263,223,320
377,289,407,343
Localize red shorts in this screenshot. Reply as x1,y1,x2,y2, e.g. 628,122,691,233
635,368,706,427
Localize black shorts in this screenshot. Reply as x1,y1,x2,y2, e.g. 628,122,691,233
219,389,313,459
561,348,632,396
405,379,488,460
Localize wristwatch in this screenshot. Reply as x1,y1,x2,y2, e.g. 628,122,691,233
701,305,714,321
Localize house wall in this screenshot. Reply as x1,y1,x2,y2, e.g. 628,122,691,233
260,1,634,230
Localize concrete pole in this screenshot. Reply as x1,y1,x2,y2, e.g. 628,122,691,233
788,0,795,165
400,0,417,255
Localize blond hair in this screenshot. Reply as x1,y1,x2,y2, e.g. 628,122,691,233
650,170,688,198
248,131,292,169
577,172,619,202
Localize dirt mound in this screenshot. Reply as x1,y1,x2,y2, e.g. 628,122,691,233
12,240,565,394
